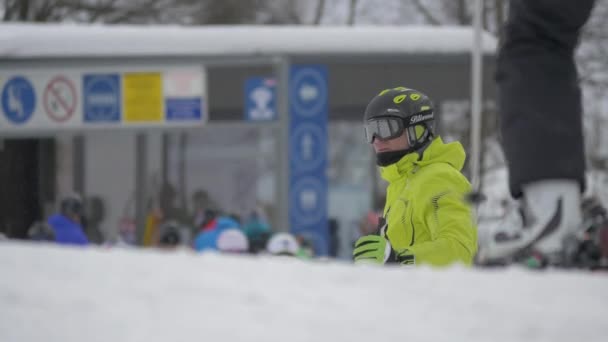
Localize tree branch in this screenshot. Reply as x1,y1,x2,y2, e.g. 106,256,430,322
411,0,441,25
285,0,301,24
33,0,56,22
457,0,470,25
18,0,30,20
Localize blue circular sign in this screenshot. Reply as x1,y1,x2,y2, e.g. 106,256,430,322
1,76,36,125
290,177,327,226
289,123,327,172
290,67,327,118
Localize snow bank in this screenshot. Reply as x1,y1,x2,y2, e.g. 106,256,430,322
1,242,606,342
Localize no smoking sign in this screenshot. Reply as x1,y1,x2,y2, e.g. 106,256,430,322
44,76,77,122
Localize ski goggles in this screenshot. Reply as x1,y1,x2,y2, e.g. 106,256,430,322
364,117,404,143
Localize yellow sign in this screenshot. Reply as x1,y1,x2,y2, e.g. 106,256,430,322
123,72,162,122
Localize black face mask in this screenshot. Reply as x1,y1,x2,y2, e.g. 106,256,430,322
375,137,433,167
375,149,410,166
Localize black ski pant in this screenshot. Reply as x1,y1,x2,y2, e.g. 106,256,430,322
496,0,596,198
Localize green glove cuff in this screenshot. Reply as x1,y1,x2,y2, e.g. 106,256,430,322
395,249,416,266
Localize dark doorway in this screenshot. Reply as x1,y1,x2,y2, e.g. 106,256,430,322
0,138,55,238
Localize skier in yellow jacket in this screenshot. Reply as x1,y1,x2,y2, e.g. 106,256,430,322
353,87,477,267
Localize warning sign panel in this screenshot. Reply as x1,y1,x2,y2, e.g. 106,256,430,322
43,76,77,122
0,65,207,134
123,72,162,123
164,69,205,122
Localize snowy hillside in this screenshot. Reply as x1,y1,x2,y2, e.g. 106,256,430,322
1,242,607,342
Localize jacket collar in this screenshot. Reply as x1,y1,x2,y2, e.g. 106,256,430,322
379,136,466,183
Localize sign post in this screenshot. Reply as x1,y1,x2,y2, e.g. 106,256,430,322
288,65,329,256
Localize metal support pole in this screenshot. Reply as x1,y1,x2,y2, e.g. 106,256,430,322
470,0,484,192
135,132,147,244
161,132,169,189
73,135,85,196
274,56,290,232
178,132,187,213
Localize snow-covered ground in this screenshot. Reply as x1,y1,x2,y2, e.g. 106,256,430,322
1,242,607,342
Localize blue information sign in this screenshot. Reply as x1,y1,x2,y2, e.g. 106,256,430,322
244,77,276,121
1,76,36,125
288,65,329,256
83,74,121,123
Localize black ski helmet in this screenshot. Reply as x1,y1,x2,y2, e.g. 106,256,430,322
60,194,83,217
364,87,435,146
159,222,181,247
363,87,436,166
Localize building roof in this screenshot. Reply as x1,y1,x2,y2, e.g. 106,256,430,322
0,23,497,59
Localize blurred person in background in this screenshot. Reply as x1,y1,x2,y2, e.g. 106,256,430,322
158,223,181,250
198,209,220,232
227,212,242,226
216,228,249,254
158,220,191,250
353,87,477,266
47,194,89,246
160,182,188,225
242,210,272,253
328,218,340,257
193,216,241,252
143,199,163,247
266,232,300,257
27,221,55,242
294,234,314,259
351,210,381,249
360,211,381,237
191,189,219,230
481,0,597,265
266,232,313,260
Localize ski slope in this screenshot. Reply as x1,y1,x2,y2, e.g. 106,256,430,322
1,242,607,342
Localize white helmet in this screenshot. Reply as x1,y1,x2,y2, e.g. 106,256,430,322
217,229,249,253
266,233,299,256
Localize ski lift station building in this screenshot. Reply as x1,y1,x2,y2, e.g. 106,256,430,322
0,24,497,255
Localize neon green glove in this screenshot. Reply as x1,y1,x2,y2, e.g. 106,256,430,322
353,235,393,264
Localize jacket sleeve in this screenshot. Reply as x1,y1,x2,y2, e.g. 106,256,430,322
401,182,478,267
75,225,89,245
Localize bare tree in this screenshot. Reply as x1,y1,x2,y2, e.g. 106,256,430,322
454,0,471,25
2,0,182,23
578,0,608,88
313,0,325,25
577,0,608,187
347,0,358,25
2,0,66,21
257,0,305,24
411,0,441,25
494,0,506,40
1,0,274,25
186,0,261,25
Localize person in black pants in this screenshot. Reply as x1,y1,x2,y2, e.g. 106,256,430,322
482,0,597,263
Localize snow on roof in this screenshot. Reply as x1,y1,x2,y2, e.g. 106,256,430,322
0,23,497,59
1,242,607,342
